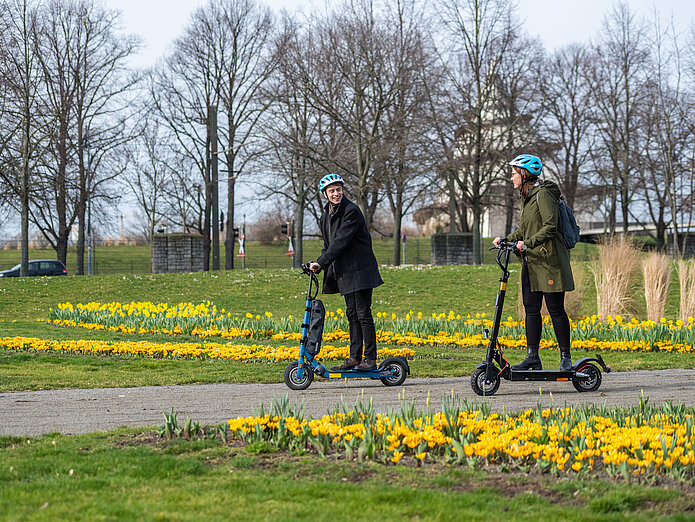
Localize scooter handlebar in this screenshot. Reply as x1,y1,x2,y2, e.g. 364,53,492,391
302,261,322,275
490,239,525,252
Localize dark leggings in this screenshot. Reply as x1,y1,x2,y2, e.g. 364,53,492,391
344,288,377,361
521,261,571,352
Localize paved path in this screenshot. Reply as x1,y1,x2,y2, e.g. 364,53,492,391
0,369,692,436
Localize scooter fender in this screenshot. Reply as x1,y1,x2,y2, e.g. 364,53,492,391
475,362,502,382
379,356,410,375
573,355,611,373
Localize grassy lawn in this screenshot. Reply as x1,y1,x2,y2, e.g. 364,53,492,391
3,246,695,519
1,429,693,520
0,253,691,391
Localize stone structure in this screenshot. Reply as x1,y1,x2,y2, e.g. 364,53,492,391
151,233,205,273
674,233,695,259
431,233,474,265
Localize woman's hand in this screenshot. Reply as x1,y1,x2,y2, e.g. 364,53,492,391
492,237,501,246
516,241,525,251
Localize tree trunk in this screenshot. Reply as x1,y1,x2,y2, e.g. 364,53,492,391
20,115,29,277
293,198,304,269
225,177,235,269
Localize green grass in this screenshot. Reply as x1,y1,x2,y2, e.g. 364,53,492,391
0,255,691,391
0,429,692,520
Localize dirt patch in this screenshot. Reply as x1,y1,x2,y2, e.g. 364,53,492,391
113,431,166,447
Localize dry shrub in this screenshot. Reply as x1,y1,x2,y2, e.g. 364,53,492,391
643,253,672,322
590,235,641,318
677,259,695,322
565,262,586,319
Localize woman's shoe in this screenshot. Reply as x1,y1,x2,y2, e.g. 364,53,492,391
511,347,542,370
559,347,572,371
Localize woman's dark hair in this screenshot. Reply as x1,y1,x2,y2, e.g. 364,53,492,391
516,166,537,198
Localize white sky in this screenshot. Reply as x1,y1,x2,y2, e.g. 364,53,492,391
109,0,695,69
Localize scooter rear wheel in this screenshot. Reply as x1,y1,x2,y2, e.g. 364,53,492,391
471,367,500,396
284,361,314,390
380,359,407,386
572,363,602,392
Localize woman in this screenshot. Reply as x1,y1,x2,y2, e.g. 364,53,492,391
493,154,574,371
309,173,383,371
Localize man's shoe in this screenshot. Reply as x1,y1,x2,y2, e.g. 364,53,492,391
355,359,377,370
331,357,361,371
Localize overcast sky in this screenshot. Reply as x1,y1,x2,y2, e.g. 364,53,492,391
110,0,695,69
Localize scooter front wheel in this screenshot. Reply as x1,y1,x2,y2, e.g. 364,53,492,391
572,363,602,392
284,361,314,390
471,367,500,396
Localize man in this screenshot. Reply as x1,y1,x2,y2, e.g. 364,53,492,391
309,173,383,370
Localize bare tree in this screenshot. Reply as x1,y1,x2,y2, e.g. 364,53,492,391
123,116,173,239
150,5,223,270
215,0,276,270
377,0,433,265
0,0,45,275
588,3,649,235
25,0,140,272
151,0,274,271
539,44,595,209
637,10,693,253
435,0,518,263
257,13,326,267
292,0,407,225
493,32,546,235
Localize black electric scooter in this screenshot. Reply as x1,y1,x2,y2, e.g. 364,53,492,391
471,239,611,396
283,262,409,390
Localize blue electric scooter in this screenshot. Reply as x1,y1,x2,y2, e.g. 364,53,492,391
471,239,611,396
283,262,409,390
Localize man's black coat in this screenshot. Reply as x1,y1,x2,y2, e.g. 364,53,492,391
316,196,384,295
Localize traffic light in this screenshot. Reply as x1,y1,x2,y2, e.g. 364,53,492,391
233,226,239,239
220,211,224,232
281,222,289,236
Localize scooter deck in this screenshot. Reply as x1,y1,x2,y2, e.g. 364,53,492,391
323,368,384,379
509,369,589,382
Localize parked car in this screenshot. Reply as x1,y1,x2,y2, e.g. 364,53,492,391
0,260,68,277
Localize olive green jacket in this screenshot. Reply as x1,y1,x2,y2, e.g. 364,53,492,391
506,181,574,293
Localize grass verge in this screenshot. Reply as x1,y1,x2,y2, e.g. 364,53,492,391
0,428,692,521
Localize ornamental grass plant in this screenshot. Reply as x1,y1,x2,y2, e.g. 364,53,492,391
677,258,695,322
565,261,586,319
591,235,641,318
643,252,672,322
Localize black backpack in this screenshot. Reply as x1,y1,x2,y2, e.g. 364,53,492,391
536,191,581,249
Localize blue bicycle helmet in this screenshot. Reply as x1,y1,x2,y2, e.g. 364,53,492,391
318,173,344,192
509,154,542,177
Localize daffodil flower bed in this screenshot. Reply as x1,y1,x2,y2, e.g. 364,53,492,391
0,336,414,361
48,301,695,353
228,395,695,479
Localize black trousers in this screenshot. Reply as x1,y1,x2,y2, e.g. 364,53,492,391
344,288,377,361
521,261,571,353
